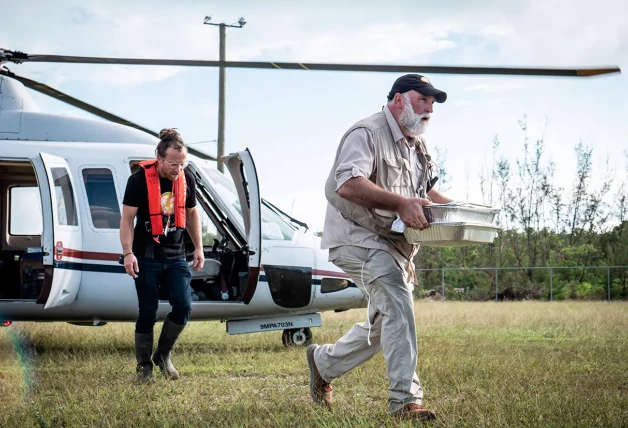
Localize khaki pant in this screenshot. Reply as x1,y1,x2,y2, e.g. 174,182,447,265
313,245,423,413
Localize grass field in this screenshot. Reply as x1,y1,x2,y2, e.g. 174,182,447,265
1,301,627,427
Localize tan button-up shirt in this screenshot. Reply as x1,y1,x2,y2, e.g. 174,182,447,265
321,105,425,269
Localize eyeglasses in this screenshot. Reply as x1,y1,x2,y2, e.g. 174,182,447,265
161,158,188,169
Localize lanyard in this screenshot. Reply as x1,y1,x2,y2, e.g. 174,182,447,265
162,182,176,237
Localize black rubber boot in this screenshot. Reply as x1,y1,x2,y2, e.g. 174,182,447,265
135,332,155,383
152,317,185,380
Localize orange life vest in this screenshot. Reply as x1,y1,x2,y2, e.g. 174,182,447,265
138,159,186,241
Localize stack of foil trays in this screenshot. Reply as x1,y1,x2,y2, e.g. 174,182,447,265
403,202,501,247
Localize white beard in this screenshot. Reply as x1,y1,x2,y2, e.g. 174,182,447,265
399,94,429,136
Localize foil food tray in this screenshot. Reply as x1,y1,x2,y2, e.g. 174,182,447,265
404,222,500,247
423,203,500,225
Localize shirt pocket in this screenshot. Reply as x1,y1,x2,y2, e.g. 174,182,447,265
383,157,410,187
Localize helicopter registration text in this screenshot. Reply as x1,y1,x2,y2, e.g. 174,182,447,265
260,321,293,330
226,313,322,335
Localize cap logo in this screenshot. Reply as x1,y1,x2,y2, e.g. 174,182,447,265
420,76,430,83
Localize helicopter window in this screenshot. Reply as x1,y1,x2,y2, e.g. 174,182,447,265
200,166,296,241
82,168,121,229
262,204,296,240
197,198,221,246
51,167,78,226
9,186,43,235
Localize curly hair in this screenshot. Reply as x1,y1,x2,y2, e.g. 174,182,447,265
155,128,187,158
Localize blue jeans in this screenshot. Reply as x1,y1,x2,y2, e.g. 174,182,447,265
134,256,192,334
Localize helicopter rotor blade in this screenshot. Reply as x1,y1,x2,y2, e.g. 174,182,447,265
181,146,218,162
0,69,218,162
1,69,158,135
4,50,621,77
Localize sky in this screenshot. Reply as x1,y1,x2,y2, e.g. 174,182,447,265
2,0,627,232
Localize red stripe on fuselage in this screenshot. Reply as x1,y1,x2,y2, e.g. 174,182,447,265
259,265,349,279
62,249,120,262
58,251,351,278
313,269,350,278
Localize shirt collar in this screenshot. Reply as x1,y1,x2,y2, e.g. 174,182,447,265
383,105,417,147
383,105,406,144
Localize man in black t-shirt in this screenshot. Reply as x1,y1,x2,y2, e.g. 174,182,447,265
123,167,197,258
120,128,205,383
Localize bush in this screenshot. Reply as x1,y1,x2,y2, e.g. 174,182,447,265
468,286,493,301
550,280,569,300
573,281,593,299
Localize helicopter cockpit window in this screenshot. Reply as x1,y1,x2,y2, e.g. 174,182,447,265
82,168,121,229
200,166,297,241
197,198,221,246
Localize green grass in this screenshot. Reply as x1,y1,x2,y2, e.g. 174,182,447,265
1,302,627,427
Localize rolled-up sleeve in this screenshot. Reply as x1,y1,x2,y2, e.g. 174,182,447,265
335,128,376,191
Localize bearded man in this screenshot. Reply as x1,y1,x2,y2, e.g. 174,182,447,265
306,74,453,421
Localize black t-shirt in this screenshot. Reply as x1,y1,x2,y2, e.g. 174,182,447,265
123,167,196,259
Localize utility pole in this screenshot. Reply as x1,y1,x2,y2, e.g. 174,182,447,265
203,15,246,173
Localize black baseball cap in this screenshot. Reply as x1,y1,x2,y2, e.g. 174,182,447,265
387,74,447,103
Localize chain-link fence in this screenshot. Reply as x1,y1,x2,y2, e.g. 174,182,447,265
415,266,628,301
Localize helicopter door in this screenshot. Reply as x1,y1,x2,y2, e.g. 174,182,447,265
31,153,82,309
223,149,261,303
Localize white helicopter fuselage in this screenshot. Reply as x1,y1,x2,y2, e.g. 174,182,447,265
0,75,365,341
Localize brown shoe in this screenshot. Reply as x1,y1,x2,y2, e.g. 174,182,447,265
393,403,436,421
306,344,333,406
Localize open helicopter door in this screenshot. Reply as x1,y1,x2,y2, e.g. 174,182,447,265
222,149,262,303
30,153,82,309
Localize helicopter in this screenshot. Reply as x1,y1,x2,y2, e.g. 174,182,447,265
0,48,620,346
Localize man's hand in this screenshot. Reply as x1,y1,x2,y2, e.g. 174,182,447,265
124,254,139,278
120,204,139,278
398,197,433,230
427,187,454,204
337,178,434,230
186,207,204,271
191,248,205,271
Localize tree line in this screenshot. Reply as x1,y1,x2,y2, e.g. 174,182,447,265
416,116,628,301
